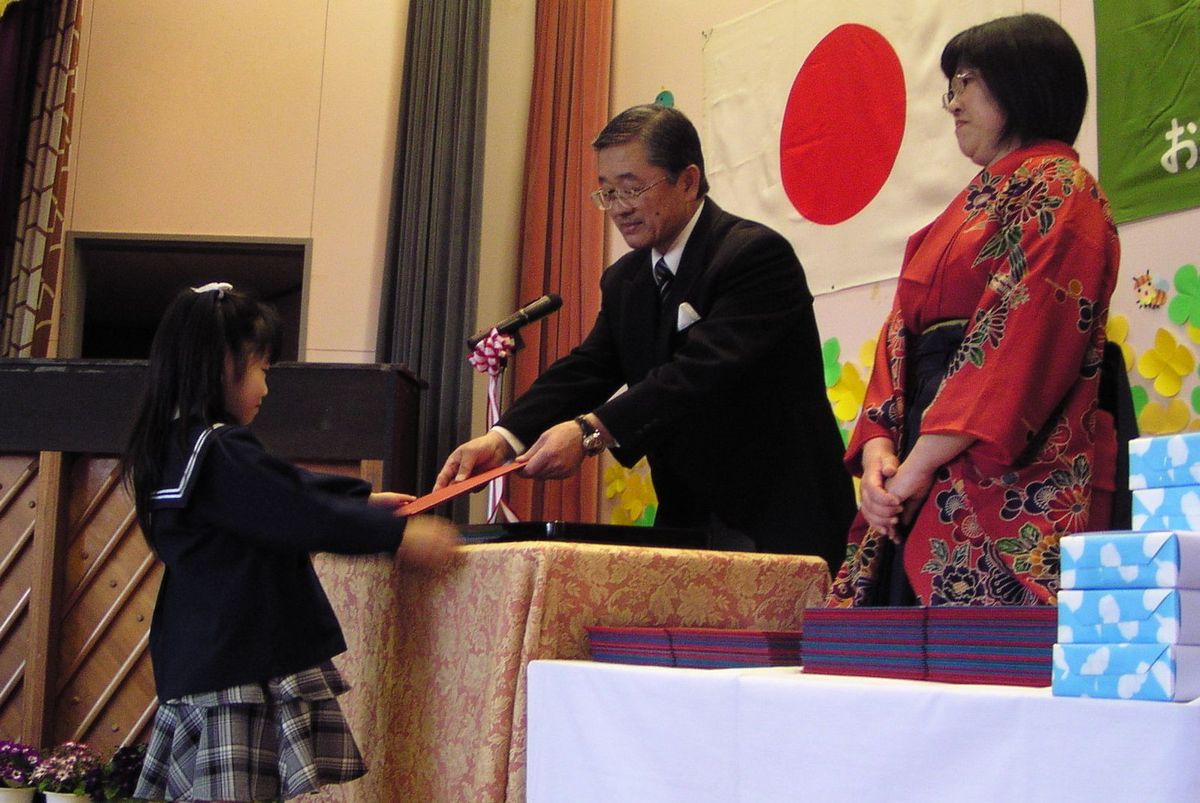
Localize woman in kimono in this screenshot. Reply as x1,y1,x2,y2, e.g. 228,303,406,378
828,13,1120,607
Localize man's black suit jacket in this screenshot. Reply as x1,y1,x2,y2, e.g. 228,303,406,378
498,200,854,571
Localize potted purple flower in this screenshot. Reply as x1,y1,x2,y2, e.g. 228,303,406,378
85,744,147,802
0,740,40,802
30,742,101,801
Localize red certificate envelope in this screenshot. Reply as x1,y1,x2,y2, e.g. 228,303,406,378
396,461,524,515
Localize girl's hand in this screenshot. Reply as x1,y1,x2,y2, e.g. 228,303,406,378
369,491,417,510
396,515,462,570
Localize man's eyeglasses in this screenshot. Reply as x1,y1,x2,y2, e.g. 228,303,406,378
941,71,976,110
590,176,669,211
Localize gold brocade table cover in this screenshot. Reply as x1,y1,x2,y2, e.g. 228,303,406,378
302,540,830,803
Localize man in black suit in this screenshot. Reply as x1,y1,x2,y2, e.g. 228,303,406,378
435,104,854,571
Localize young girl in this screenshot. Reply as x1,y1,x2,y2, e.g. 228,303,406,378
122,282,459,801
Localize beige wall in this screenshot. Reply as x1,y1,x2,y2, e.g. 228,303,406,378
66,0,533,367
68,0,405,362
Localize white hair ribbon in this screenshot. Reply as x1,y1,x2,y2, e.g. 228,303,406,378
191,282,233,298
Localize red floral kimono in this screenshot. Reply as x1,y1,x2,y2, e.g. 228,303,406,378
828,141,1120,607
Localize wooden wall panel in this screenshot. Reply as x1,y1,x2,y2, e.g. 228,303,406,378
0,456,39,741
50,457,160,752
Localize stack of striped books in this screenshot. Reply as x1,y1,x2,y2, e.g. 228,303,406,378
925,606,1056,686
800,608,926,680
802,606,1056,685
585,625,802,669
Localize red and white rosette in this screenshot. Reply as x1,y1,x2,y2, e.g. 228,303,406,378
469,329,519,523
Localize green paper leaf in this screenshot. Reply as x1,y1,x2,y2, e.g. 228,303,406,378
1168,294,1192,326
1131,384,1148,417
1175,263,1200,295
822,338,842,387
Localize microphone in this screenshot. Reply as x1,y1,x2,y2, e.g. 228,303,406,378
467,293,563,349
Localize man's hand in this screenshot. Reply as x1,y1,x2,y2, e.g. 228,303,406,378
395,515,462,570
433,431,515,490
519,420,588,479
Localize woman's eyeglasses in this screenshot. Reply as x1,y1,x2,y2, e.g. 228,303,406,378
941,71,977,110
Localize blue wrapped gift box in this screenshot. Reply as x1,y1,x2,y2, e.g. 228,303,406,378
1129,433,1200,489
1052,643,1200,701
1060,530,1200,590
1057,588,1200,644
1131,487,1200,532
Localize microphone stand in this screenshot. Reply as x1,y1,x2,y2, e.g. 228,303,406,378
469,329,522,524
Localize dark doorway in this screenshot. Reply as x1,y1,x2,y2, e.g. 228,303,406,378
65,234,308,360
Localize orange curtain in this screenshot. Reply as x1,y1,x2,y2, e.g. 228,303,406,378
508,0,612,522
1,0,80,358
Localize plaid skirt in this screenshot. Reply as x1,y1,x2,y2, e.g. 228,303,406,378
134,661,366,801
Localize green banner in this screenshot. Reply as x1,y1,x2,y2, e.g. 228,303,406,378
1096,0,1200,223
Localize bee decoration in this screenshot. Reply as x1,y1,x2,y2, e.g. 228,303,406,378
1133,270,1168,309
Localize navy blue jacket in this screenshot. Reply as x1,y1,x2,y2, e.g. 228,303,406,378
145,423,406,699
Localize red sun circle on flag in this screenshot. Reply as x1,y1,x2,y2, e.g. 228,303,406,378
779,24,906,225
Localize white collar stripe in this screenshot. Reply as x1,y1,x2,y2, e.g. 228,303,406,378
151,424,223,501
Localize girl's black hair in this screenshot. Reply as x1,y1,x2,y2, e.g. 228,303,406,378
940,13,1088,147
120,284,280,535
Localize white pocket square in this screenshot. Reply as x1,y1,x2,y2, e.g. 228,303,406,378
676,302,701,331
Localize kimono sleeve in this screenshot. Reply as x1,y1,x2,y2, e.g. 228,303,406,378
844,303,907,475
919,160,1118,468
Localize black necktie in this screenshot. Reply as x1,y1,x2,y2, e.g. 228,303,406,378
653,258,673,303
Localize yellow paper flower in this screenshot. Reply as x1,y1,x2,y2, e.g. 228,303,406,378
828,363,866,422
857,338,877,376
1105,314,1134,372
1188,323,1200,346
1138,399,1192,435
1136,328,1195,397
604,460,657,525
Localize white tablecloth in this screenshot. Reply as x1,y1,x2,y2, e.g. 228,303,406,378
526,660,1200,802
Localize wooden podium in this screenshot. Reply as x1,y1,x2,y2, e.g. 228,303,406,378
0,359,421,751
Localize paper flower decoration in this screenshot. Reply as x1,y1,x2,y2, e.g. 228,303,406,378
1136,328,1195,397
1168,263,1200,327
1105,314,1134,372
1138,399,1191,435
1130,384,1148,418
604,460,657,526
1190,384,1200,418
828,362,866,422
858,338,877,375
822,338,842,387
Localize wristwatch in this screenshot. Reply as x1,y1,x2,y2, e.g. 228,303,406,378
574,415,607,456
